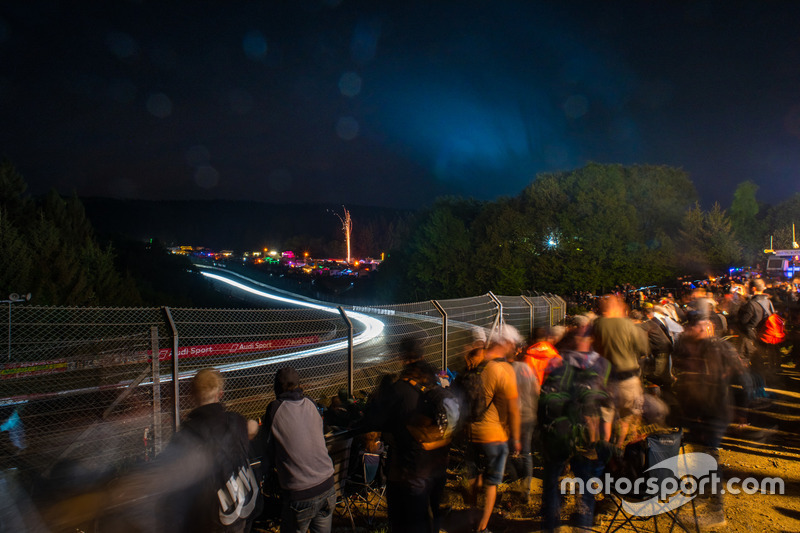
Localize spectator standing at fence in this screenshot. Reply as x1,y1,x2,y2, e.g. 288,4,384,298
738,278,781,387
524,326,563,386
465,324,521,533
361,336,449,533
509,341,539,504
260,367,336,533
119,368,259,533
540,324,614,531
94,368,259,533
593,294,648,447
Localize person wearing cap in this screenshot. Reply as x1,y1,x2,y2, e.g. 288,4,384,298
465,324,521,533
260,367,335,533
640,302,677,391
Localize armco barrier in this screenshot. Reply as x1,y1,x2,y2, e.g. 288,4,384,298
0,271,565,482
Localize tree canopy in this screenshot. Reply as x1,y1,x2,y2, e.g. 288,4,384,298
377,163,797,302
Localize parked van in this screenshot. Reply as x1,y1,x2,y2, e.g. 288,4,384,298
765,249,800,280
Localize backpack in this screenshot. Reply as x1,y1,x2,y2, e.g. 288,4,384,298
403,377,464,450
537,360,611,462
451,359,492,424
756,299,786,344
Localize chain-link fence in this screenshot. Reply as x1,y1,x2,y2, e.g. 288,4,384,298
0,271,565,483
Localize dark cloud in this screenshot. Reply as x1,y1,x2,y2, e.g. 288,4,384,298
0,1,798,208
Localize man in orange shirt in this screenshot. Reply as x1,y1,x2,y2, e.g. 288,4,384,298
465,324,522,533
524,326,563,386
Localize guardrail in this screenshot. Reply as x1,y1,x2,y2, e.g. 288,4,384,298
0,271,565,482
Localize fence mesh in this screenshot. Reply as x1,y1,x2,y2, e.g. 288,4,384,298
0,284,566,483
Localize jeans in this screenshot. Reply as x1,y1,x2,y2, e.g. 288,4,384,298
570,455,606,528
542,455,605,531
508,421,535,490
280,486,336,533
465,441,510,485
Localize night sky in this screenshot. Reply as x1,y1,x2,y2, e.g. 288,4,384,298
1,1,799,209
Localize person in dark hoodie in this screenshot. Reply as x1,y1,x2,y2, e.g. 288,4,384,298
361,336,450,533
262,367,335,533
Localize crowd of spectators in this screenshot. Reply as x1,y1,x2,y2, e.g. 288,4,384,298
4,274,796,533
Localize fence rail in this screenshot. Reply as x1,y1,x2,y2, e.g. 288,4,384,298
0,271,565,481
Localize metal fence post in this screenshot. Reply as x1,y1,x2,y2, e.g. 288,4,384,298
550,293,567,324
520,295,534,340
163,307,180,433
431,300,448,370
338,306,353,398
545,294,556,326
487,292,503,342
150,326,162,455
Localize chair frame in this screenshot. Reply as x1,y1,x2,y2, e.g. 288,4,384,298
603,429,699,533
341,450,388,527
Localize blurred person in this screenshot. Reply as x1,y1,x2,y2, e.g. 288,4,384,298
464,324,521,533
687,287,717,319
659,293,686,324
628,308,645,323
163,368,258,533
508,342,540,503
593,294,649,446
100,368,259,533
539,324,614,531
361,336,449,533
719,283,746,318
640,303,678,390
260,367,336,533
524,326,563,387
738,278,781,387
672,311,745,528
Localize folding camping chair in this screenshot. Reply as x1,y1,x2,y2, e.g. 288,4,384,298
341,449,388,526
604,428,699,533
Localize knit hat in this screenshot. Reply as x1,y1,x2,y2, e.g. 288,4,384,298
275,367,300,394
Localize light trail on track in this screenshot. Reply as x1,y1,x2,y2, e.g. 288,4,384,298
197,270,386,375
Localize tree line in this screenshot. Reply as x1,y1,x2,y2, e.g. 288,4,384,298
374,163,800,302
0,160,243,307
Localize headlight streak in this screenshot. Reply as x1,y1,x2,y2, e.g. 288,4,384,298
183,270,385,377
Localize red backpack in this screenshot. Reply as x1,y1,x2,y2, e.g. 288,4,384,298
756,299,786,344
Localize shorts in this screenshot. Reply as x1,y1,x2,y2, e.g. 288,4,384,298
611,375,643,422
465,441,509,486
